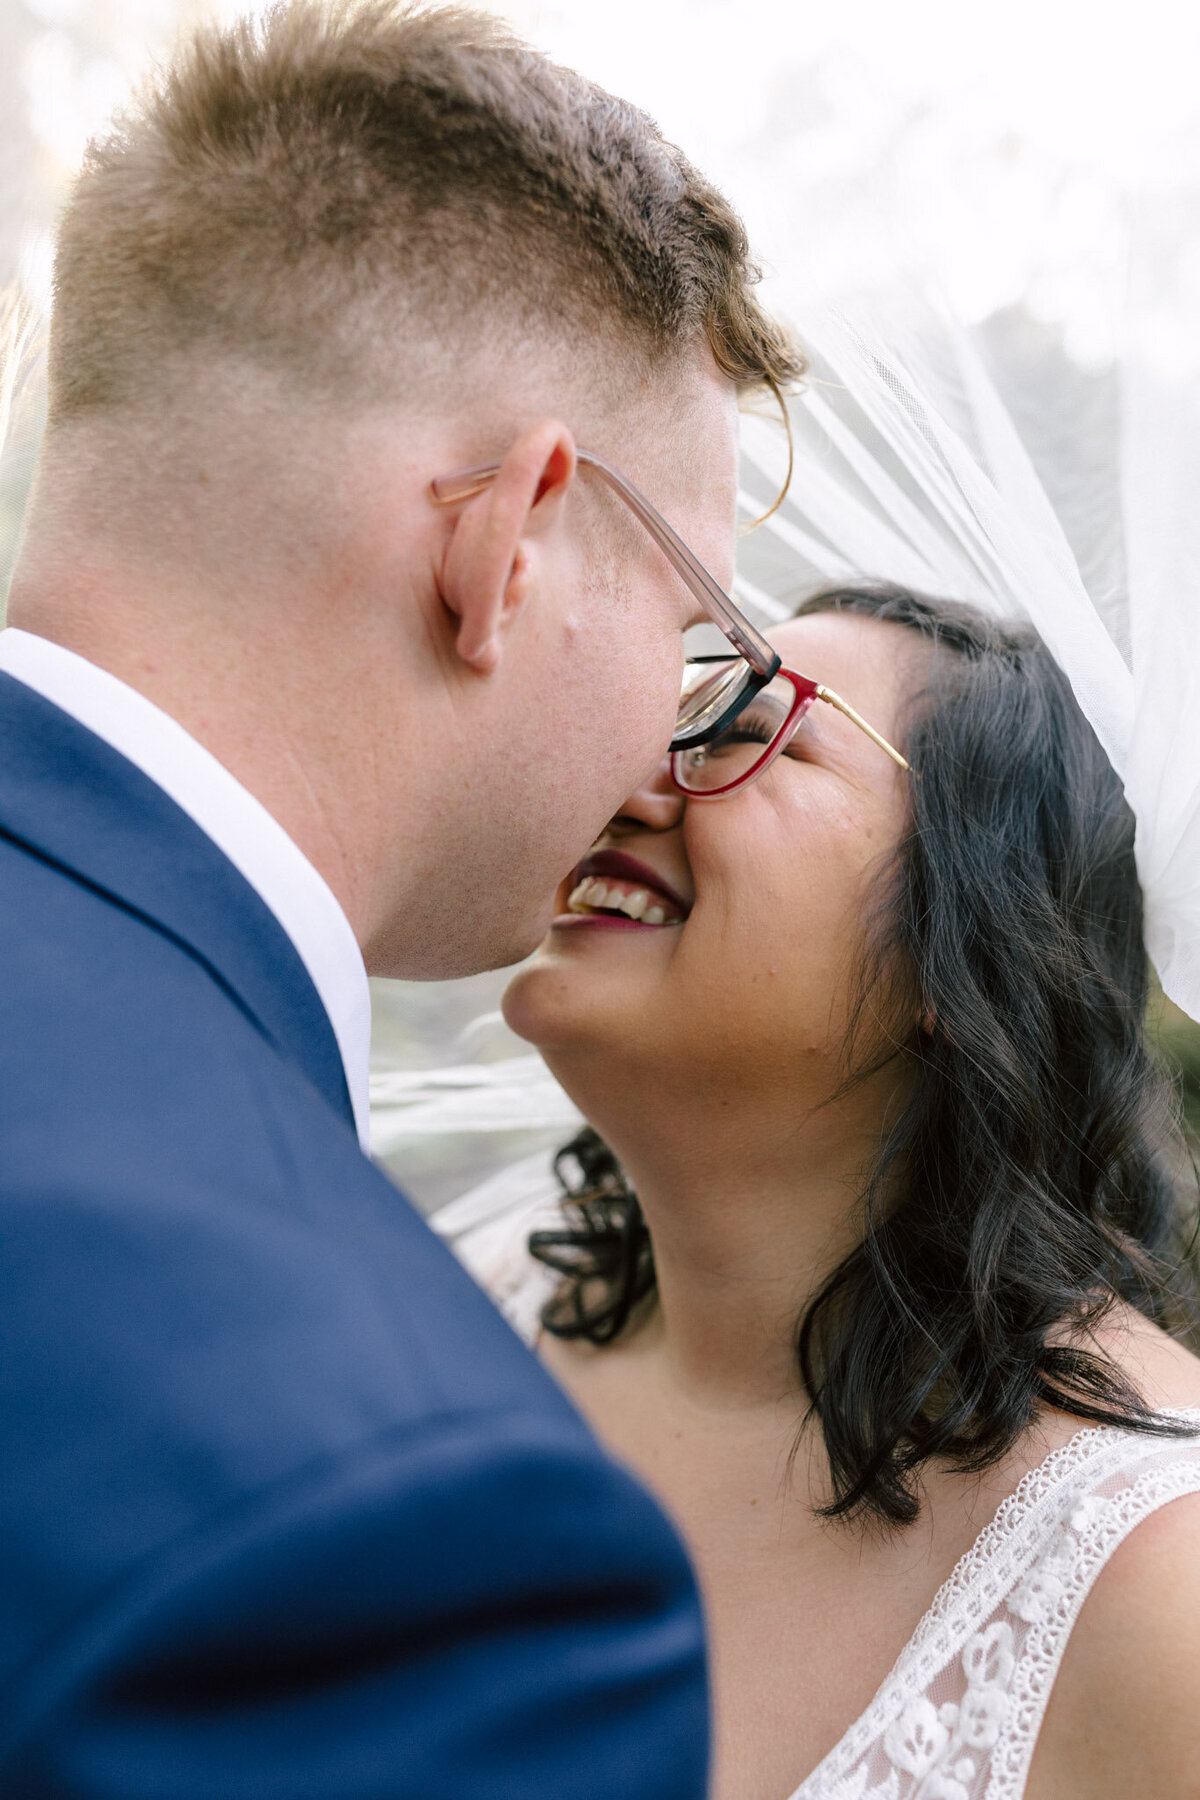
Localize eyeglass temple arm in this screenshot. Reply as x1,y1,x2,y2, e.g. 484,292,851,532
430,451,779,678
816,685,912,773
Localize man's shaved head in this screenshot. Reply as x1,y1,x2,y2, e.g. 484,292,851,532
15,2,800,982
48,0,801,430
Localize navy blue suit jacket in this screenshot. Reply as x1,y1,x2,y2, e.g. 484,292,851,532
0,672,708,1799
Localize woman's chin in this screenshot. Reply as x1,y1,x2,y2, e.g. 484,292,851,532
501,958,575,1051
501,946,635,1056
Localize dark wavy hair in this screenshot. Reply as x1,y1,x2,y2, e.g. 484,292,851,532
530,586,1199,1527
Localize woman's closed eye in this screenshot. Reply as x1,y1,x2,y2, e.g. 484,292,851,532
707,718,813,760
691,720,775,769
713,719,774,750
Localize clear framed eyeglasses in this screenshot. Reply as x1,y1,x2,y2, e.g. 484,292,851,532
430,446,781,750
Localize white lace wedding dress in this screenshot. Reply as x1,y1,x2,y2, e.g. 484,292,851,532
791,1419,1200,1800
431,1177,1200,1800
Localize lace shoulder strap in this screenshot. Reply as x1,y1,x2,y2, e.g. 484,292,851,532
796,1412,1200,1800
431,1167,1200,1799
986,1415,1200,1797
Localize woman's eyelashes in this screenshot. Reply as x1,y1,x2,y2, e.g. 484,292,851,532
703,719,816,767
722,721,774,747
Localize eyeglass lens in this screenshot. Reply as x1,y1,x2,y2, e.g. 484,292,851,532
671,659,765,751
673,670,809,794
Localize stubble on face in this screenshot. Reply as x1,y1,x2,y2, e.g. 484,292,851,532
417,352,741,980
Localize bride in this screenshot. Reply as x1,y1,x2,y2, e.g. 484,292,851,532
440,584,1200,1800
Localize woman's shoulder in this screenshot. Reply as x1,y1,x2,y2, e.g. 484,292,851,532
1022,1307,1200,1797
1027,1480,1200,1800
1019,1303,1200,1798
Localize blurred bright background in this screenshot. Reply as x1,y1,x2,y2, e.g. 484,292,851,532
2,0,1197,1205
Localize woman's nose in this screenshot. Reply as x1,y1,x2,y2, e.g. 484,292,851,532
610,756,685,832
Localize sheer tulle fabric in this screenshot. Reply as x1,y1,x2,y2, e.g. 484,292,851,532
360,298,1200,1155
735,301,1200,1024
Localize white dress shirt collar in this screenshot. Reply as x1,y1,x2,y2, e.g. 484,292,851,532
0,628,371,1147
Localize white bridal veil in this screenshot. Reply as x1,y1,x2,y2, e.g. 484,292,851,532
371,285,1200,1231
1,279,1197,1219
735,297,1200,1023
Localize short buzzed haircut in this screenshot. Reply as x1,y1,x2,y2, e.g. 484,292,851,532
48,0,802,424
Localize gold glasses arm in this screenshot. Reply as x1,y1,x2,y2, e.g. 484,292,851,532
815,684,913,774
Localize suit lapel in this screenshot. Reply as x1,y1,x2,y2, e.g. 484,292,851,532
0,671,355,1132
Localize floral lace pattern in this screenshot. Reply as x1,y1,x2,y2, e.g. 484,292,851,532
792,1412,1200,1799
441,1220,1200,1800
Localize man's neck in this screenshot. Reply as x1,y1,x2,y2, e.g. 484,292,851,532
6,567,399,956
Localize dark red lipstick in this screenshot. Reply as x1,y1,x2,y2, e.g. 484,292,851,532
570,850,692,916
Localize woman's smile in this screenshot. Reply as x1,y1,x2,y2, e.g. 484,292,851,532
506,611,914,1073
553,848,694,931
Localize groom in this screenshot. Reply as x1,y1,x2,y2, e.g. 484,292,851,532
0,4,797,1794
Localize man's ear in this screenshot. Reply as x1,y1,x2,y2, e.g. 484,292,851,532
438,420,577,675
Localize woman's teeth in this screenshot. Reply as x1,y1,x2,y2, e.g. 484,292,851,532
566,877,678,925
